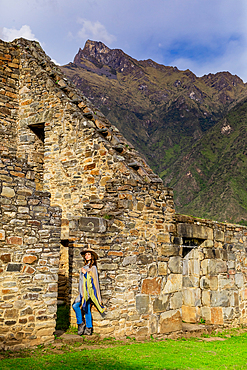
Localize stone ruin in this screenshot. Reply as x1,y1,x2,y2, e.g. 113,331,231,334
0,38,247,350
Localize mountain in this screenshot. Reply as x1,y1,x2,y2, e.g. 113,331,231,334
170,97,247,225
61,40,247,224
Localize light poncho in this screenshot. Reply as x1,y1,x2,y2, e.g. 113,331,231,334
74,265,104,313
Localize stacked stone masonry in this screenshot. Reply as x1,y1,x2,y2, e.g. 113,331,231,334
176,215,247,326
0,153,61,349
0,38,246,348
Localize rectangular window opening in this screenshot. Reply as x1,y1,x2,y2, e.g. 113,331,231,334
28,122,45,142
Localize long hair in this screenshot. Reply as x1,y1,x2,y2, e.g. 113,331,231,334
84,253,97,268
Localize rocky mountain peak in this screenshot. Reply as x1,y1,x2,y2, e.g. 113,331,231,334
73,40,137,73
82,40,111,58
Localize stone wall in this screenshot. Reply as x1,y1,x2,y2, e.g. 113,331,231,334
176,214,247,326
0,40,19,154
9,38,181,339
68,186,179,338
0,153,61,350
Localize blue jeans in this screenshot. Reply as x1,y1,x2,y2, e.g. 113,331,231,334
72,299,92,328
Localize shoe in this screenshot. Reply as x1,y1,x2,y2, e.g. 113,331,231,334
84,327,93,336
78,323,85,336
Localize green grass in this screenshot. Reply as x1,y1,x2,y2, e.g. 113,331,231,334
1,333,247,369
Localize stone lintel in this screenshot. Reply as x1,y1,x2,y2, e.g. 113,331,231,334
177,223,213,240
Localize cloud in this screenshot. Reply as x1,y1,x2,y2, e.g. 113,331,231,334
0,25,38,42
77,19,116,44
169,37,247,81
119,0,247,80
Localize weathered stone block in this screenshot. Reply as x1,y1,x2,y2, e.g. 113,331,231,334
159,245,179,257
223,307,234,320
157,233,170,243
153,295,169,313
183,259,188,275
160,309,182,333
78,217,107,233
200,276,218,290
202,291,210,306
183,276,199,288
141,278,162,295
148,264,157,277
150,314,158,334
158,262,167,275
3,282,17,288
19,318,27,324
229,291,239,307
99,263,118,270
23,293,39,300
203,248,214,259
168,256,182,273
186,248,203,260
163,274,182,294
136,295,149,314
137,201,144,211
22,255,37,264
36,327,55,337
214,249,227,260
183,288,201,307
0,230,5,240
210,307,223,324
170,292,182,310
0,254,11,263
201,240,214,248
201,259,209,275
208,259,227,275
188,259,200,275
218,276,235,290
177,223,213,240
6,263,22,272
211,291,229,307
6,236,23,245
201,307,211,323
182,306,200,323
4,309,18,318
5,320,16,326
235,273,244,288
1,186,15,198
137,255,153,265
215,230,224,242
122,255,137,266
2,287,18,294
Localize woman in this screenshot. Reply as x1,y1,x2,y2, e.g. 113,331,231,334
72,247,105,336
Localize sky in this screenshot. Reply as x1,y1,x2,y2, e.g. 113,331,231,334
1,0,247,81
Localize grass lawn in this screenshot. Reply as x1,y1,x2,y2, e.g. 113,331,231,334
1,331,247,370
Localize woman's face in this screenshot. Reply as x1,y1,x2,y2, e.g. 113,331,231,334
85,252,92,261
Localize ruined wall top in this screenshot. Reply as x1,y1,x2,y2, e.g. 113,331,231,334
0,37,166,186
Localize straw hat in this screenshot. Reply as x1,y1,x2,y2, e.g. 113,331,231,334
80,247,98,260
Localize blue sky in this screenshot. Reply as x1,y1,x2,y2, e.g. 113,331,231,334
1,0,247,81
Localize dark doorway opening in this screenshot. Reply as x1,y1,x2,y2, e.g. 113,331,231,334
56,240,71,332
